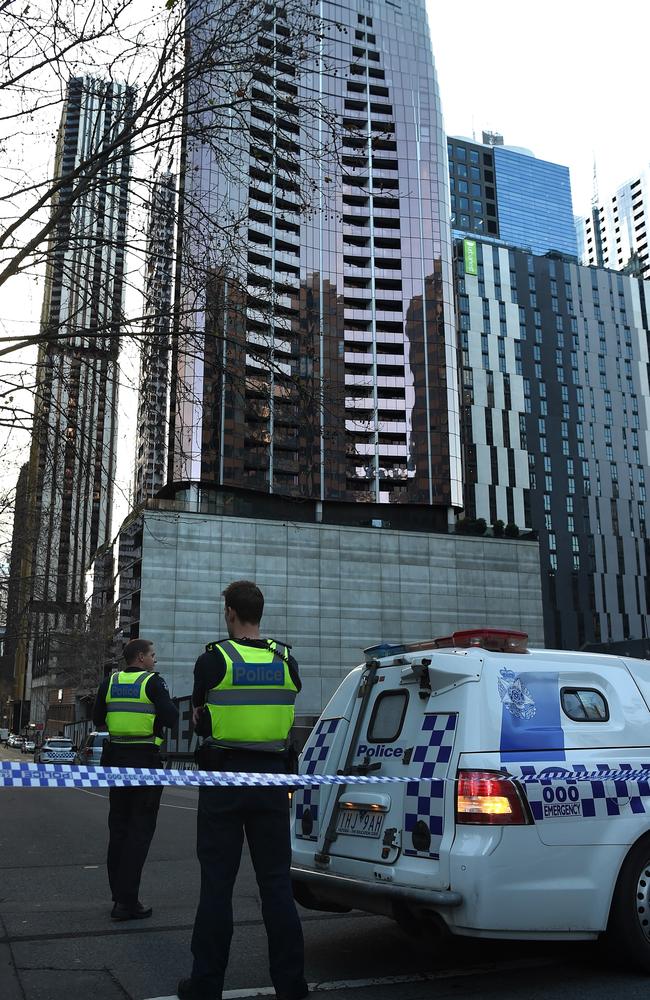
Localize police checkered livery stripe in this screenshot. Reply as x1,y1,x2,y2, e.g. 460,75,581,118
293,787,319,841
404,713,457,859
294,718,341,841
301,718,341,775
514,762,650,821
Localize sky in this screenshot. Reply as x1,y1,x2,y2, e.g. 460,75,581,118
429,0,649,218
1,0,649,540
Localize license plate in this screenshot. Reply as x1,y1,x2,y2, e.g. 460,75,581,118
336,808,385,839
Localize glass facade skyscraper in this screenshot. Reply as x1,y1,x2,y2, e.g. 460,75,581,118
448,136,577,258
22,76,134,725
493,147,577,257
169,0,462,515
135,171,175,504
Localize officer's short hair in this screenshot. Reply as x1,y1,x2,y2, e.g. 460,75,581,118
223,580,264,625
123,638,153,665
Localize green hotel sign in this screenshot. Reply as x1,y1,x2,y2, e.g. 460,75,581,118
463,239,478,275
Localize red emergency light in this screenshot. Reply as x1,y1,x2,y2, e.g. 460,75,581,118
432,628,529,654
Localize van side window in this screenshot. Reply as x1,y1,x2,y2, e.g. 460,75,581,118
561,687,609,722
367,691,408,743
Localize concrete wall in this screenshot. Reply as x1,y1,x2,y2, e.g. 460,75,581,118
138,511,544,716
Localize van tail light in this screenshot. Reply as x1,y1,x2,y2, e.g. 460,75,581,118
456,770,532,826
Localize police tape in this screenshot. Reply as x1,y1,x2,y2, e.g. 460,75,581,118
0,761,409,789
3,760,650,789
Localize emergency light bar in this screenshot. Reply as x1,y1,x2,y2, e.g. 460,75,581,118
364,628,529,660
434,629,529,653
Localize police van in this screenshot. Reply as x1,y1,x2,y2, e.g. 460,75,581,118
290,628,650,970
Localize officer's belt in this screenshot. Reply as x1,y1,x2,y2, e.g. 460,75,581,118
201,738,288,754
108,735,159,745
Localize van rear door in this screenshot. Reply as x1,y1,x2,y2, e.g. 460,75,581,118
321,659,458,870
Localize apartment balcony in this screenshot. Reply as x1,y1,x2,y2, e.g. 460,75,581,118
343,202,371,216
249,227,273,249
372,245,401,258
348,442,376,457
345,418,376,433
371,167,399,180
376,353,405,367
343,256,371,271
373,221,401,238
374,267,402,281
373,207,400,220
345,396,374,409
343,222,371,238
376,419,407,433
375,308,404,321
246,329,292,354
345,350,373,365
250,195,273,215
274,246,300,265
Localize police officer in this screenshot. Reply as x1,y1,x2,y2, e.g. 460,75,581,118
93,637,178,921
177,580,307,1000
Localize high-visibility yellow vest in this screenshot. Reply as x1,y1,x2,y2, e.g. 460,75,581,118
105,670,159,744
205,639,297,751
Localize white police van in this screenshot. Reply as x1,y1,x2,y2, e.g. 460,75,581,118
291,628,650,970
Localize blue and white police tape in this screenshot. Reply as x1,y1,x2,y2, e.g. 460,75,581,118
0,761,412,789
3,760,650,789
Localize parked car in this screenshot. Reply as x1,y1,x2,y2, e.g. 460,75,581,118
21,739,36,754
74,731,109,765
292,626,650,973
7,734,22,749
34,737,76,764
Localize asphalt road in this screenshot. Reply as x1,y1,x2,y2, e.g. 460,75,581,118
2,744,650,1000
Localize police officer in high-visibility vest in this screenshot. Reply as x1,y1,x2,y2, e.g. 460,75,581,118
177,581,307,1000
93,638,178,921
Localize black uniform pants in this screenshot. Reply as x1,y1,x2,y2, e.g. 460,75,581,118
102,744,163,906
190,750,306,1000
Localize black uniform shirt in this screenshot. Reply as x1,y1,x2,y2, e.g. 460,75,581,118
93,671,179,739
192,638,301,724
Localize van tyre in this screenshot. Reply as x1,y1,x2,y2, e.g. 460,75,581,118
607,837,650,973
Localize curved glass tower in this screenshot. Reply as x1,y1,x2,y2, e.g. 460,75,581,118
170,0,462,512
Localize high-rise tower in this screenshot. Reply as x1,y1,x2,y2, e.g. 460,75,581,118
454,236,650,649
169,0,461,518
23,76,133,727
448,134,577,257
577,167,650,280
134,170,175,503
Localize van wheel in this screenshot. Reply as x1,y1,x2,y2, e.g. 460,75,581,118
607,837,650,973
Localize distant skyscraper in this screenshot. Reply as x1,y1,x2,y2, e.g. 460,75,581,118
134,170,175,503
577,167,650,280
168,0,461,519
448,134,577,257
455,236,650,648
23,76,133,727
0,464,31,728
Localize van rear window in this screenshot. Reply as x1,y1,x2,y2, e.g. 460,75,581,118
561,687,609,722
367,691,408,742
